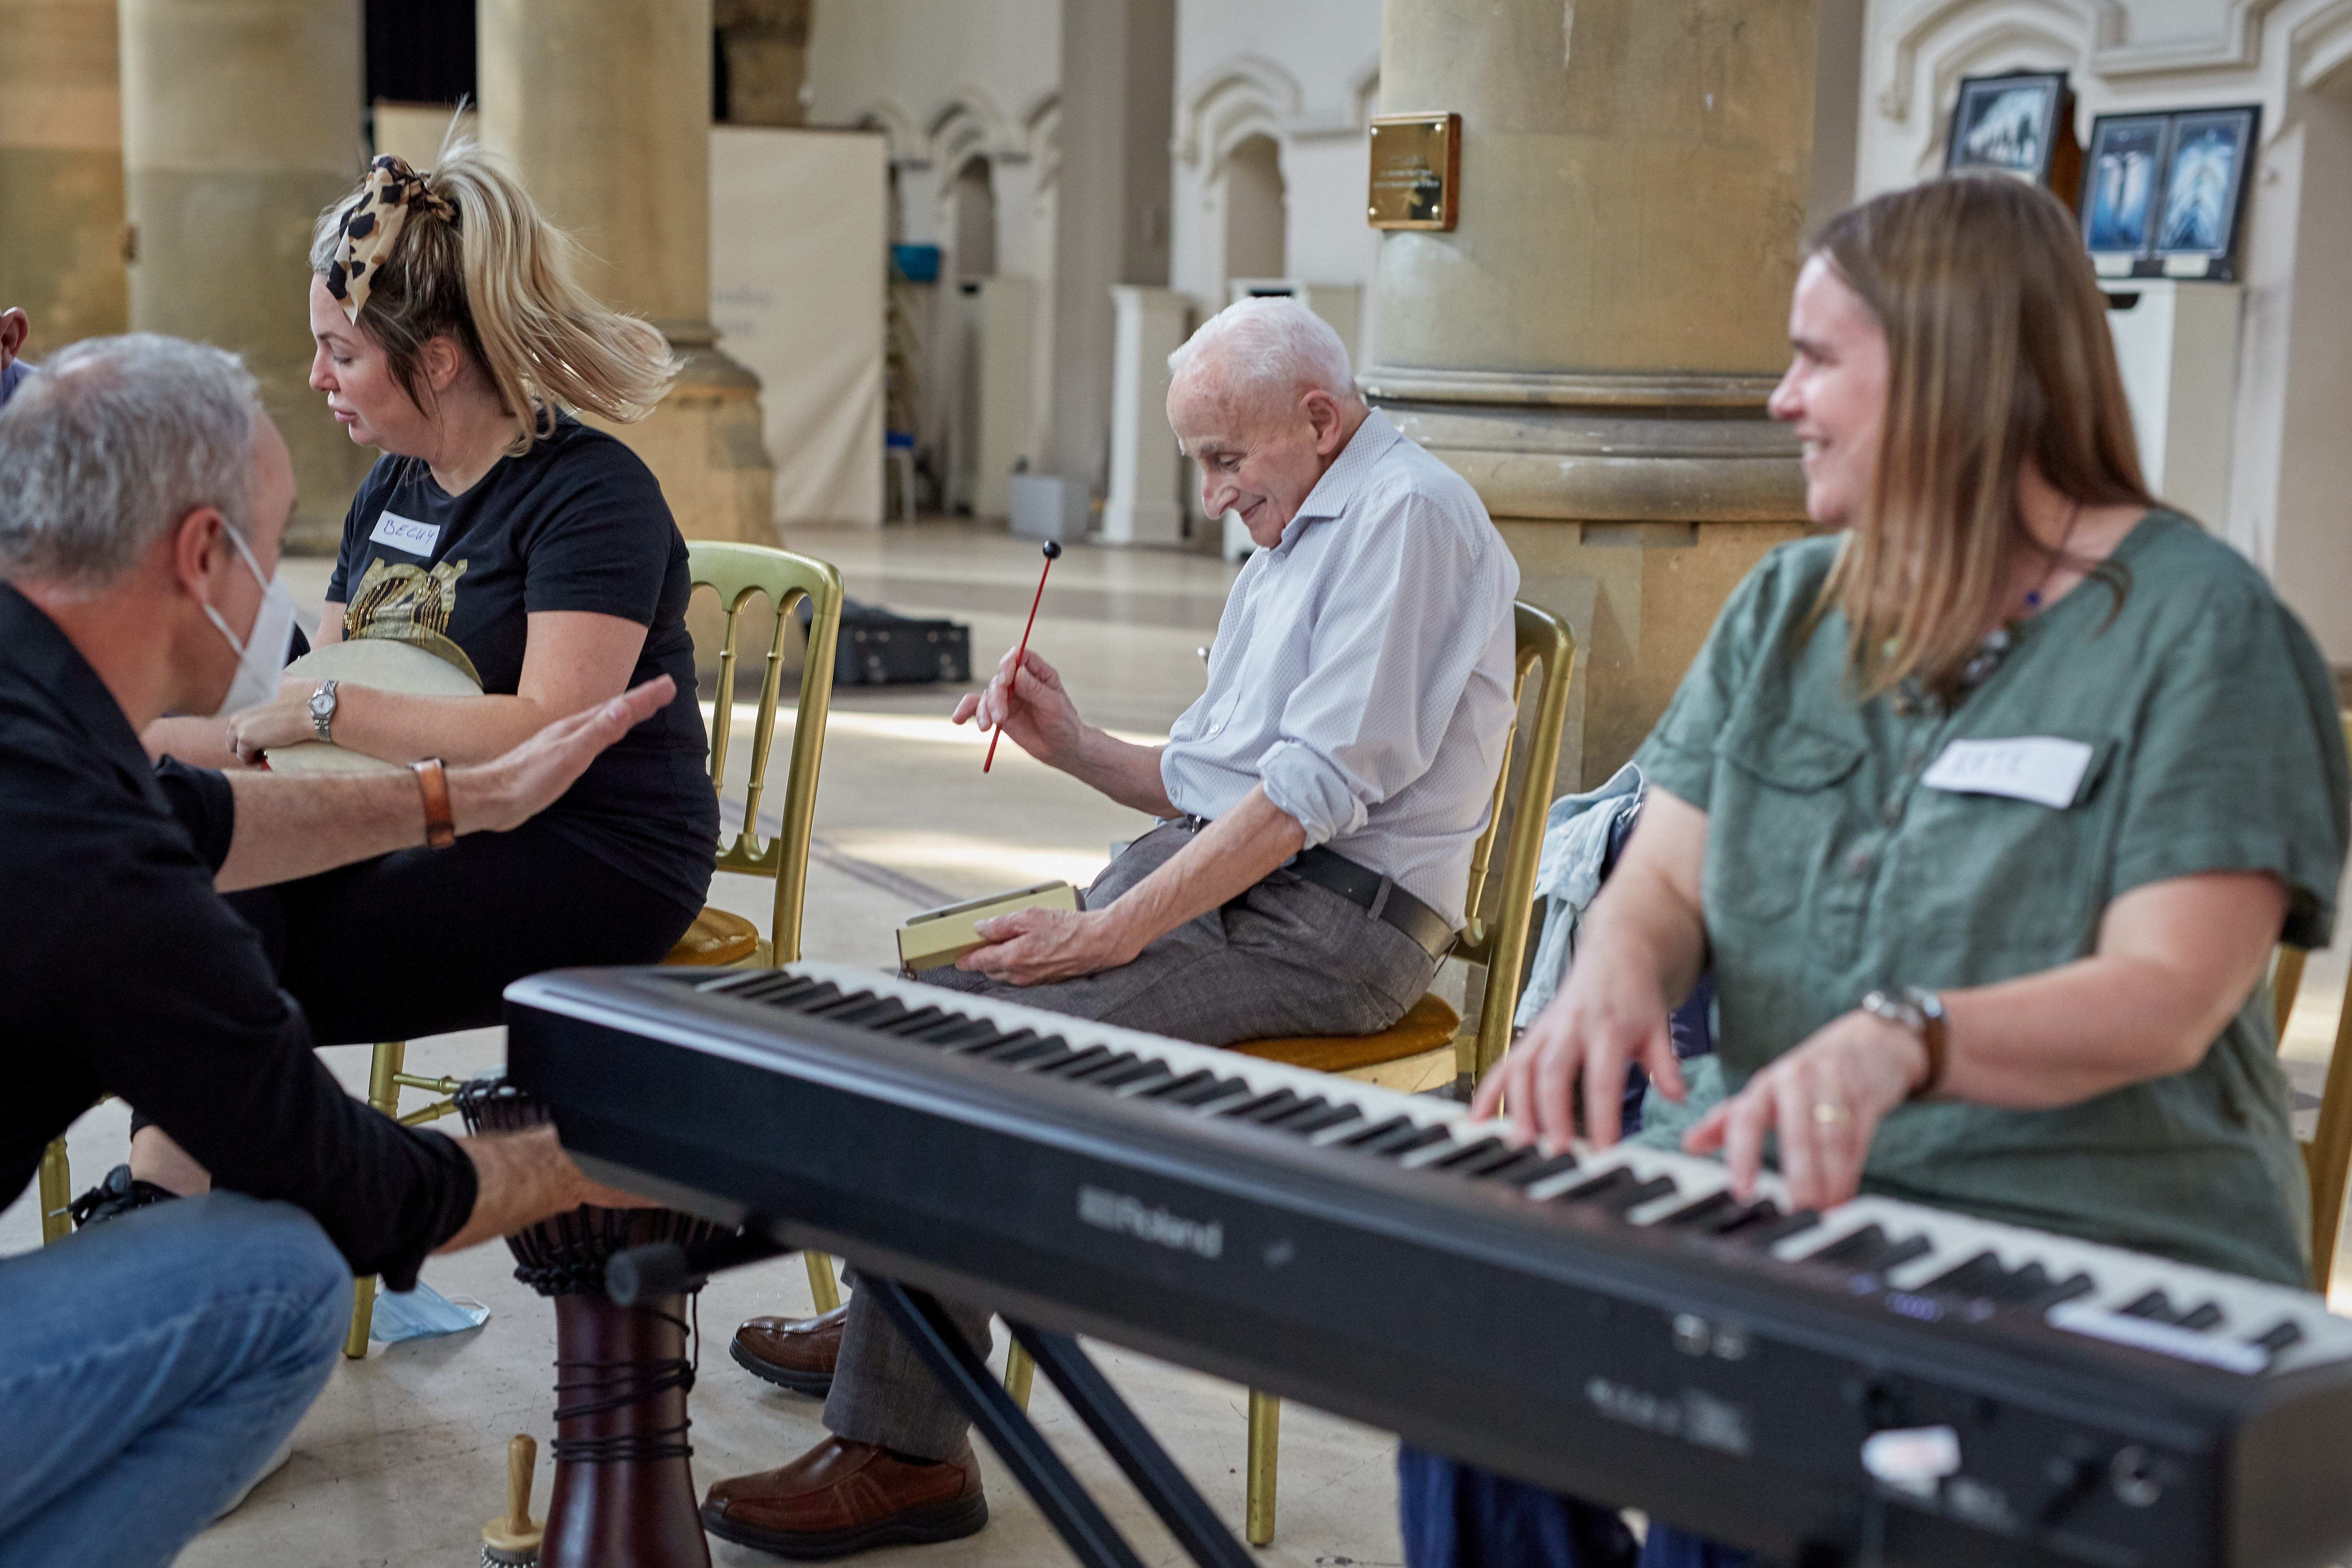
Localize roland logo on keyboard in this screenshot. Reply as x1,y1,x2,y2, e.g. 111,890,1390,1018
1078,1185,1224,1260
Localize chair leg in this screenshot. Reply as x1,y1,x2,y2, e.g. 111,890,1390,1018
805,1251,841,1314
345,1042,407,1358
1245,1389,1280,1545
1004,1339,1035,1412
344,1276,377,1359
38,1137,71,1245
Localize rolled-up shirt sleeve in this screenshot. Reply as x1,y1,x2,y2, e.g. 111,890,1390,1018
1258,495,1505,847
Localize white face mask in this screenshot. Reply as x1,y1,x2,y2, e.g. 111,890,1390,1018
197,521,298,718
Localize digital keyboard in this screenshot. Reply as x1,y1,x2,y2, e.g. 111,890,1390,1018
506,960,2352,1568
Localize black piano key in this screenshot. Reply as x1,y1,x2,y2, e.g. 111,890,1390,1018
1815,1225,1890,1266
1166,1074,1251,1108
1983,1262,2047,1303
1283,1104,1364,1137
2019,1272,2097,1310
1107,1063,1178,1096
1442,1141,1544,1180
2252,1319,2306,1353
1220,1090,1307,1123
969,1035,1064,1065
1060,1051,1146,1083
1650,1190,1736,1227
1468,1147,1553,1184
1085,1059,1168,1091
876,1007,953,1035
805,995,896,1024
1921,1251,2007,1298
2177,1303,2225,1332
923,1020,1012,1049
1363,1124,1454,1160
1731,1207,1821,1247
1429,1137,1509,1171
2119,1290,2179,1324
1554,1167,1642,1204
1261,1097,1337,1130
1138,1069,1218,1101
1337,1115,1415,1149
1504,1151,1582,1188
1593,1175,1680,1215
1031,1045,1116,1078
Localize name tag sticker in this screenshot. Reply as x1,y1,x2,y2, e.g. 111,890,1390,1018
368,511,439,555
1920,737,2094,809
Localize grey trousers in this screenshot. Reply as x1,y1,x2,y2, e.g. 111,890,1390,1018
822,819,1442,1458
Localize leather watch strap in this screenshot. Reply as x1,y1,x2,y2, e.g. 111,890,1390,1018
409,757,456,849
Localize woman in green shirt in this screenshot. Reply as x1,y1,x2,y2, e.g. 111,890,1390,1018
1480,173,2349,1295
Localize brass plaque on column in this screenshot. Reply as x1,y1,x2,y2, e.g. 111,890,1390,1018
1368,112,1459,230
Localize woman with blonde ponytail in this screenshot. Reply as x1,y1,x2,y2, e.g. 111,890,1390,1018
136,138,714,1062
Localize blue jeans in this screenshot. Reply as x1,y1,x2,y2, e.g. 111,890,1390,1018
0,1193,350,1568
1399,1446,1754,1568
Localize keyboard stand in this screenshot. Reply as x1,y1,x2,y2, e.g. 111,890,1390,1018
866,1276,1255,1568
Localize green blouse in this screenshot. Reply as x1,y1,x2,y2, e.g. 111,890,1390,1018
1631,511,2350,1286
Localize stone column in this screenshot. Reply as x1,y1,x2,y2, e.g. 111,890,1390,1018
120,0,370,553
1369,0,1819,788
480,0,775,544
0,0,127,351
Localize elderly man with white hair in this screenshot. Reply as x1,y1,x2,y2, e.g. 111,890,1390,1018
704,297,1521,1559
0,334,675,1567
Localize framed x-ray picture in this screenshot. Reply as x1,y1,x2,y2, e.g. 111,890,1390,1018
2154,106,2259,277
1945,71,2081,204
2080,114,2169,261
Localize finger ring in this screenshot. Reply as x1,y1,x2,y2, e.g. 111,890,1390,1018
1812,1102,1851,1125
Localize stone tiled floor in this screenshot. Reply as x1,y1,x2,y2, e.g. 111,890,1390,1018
8,520,2350,1566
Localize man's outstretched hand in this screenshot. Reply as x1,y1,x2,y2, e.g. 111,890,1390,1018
450,676,676,836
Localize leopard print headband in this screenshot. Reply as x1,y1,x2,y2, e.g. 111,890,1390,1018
324,155,457,324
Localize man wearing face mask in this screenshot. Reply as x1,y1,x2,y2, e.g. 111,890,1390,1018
0,335,684,1568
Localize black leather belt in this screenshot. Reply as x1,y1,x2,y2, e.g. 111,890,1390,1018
1169,816,1455,959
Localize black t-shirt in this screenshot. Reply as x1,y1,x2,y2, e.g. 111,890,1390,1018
0,585,476,1286
326,417,716,913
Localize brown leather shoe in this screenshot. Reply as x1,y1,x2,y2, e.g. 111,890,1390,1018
732,1304,848,1397
701,1437,987,1559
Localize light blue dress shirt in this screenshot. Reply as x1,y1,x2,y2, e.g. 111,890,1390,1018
1159,409,1520,928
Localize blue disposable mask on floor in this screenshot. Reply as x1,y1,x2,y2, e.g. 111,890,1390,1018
368,1278,491,1343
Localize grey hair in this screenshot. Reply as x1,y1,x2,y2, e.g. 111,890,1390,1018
1166,297,1360,407
0,334,261,592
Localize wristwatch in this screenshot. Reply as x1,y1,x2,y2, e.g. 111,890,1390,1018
308,679,340,744
1860,986,1948,1101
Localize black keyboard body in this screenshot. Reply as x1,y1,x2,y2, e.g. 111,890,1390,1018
505,964,2352,1568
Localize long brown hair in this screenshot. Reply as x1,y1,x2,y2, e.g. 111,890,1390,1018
309,130,677,453
1811,175,2152,696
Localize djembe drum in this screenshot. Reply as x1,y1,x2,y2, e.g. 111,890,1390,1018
457,1074,722,1568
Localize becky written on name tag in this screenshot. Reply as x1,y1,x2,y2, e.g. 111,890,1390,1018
368,511,440,556
1920,736,2094,810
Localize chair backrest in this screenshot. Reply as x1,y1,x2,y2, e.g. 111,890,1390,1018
1452,601,1578,1084
687,541,846,966
2269,711,2352,1295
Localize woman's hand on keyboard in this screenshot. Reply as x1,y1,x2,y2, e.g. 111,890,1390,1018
1472,953,1685,1152
1680,1009,1927,1210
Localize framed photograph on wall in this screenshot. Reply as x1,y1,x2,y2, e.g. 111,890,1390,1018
2154,106,2260,277
2081,114,2169,262
1945,71,2081,202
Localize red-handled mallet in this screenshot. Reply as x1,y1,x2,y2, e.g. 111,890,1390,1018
984,539,1062,774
